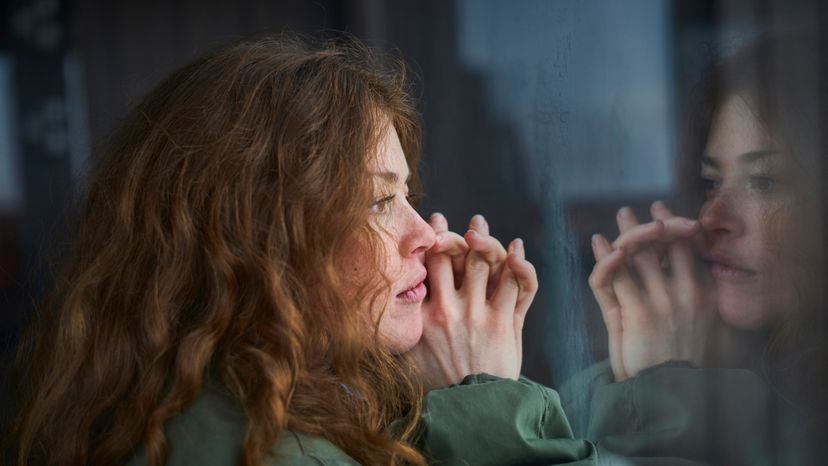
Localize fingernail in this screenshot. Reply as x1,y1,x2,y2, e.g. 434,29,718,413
515,238,524,252
618,206,631,218
471,214,485,228
652,200,665,211
466,229,477,238
430,212,444,220
591,233,601,246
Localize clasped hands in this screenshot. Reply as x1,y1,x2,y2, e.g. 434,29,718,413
589,201,717,382
411,213,537,391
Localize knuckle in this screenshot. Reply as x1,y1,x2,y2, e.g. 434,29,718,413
466,256,489,273
588,271,601,289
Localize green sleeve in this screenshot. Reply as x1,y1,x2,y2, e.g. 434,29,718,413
410,373,598,465
560,360,822,466
128,376,598,466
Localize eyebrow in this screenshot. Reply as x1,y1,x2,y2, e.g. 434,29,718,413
701,150,776,168
372,171,411,184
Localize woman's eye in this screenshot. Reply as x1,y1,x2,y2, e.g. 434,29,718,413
746,176,778,192
699,177,721,195
369,195,395,214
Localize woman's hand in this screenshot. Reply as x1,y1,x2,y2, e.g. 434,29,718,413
411,213,537,391
588,201,716,382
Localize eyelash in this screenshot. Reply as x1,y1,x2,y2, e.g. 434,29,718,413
370,190,418,214
699,175,780,197
699,176,721,195
370,194,396,214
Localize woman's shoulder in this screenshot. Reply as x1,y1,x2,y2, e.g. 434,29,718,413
127,386,359,465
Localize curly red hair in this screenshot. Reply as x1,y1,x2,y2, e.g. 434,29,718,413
7,34,427,466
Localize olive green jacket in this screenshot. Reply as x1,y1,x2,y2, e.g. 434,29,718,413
559,360,823,465
128,374,597,465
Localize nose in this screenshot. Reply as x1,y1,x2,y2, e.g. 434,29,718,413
699,191,744,238
399,204,436,257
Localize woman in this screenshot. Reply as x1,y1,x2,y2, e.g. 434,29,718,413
571,32,827,464
4,35,596,465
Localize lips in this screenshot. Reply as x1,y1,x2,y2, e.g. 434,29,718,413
703,251,757,281
396,269,427,303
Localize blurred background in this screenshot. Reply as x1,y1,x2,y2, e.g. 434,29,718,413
0,0,824,395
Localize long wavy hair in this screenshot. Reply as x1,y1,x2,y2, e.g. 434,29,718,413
6,34,427,465
678,30,828,442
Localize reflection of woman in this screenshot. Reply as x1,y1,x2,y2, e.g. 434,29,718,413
567,33,827,464
5,36,596,465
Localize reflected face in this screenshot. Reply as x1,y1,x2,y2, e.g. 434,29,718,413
699,94,816,330
345,121,435,352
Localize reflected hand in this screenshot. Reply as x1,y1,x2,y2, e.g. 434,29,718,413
588,201,716,381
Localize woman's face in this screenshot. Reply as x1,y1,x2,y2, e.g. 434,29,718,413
699,94,818,330
346,121,436,352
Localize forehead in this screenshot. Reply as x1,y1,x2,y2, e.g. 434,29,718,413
369,121,410,181
704,94,783,170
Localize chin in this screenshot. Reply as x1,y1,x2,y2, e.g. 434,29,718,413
718,291,776,331
381,303,424,353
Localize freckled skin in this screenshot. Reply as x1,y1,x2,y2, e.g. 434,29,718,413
345,122,436,352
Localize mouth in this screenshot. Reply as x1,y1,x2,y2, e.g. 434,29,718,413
396,269,428,303
704,252,758,281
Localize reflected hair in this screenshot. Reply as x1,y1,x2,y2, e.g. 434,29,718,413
6,34,427,466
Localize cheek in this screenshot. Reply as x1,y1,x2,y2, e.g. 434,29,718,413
744,197,792,266
749,199,822,315
374,223,406,280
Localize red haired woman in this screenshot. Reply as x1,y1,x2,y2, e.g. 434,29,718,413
5,35,596,465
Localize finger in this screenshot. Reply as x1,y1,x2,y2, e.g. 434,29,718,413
431,231,470,290
425,240,455,302
429,213,467,287
649,200,674,221
507,239,537,321
464,229,507,266
613,216,669,295
650,201,700,307
594,230,652,326
430,231,469,256
429,212,449,234
616,206,640,234
491,256,519,314
613,214,670,313
589,234,625,327
651,201,700,299
425,220,464,301
504,240,535,370
451,254,465,288
461,243,490,311
469,214,490,236
589,235,627,380
467,229,509,300
626,237,673,314
611,218,699,253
